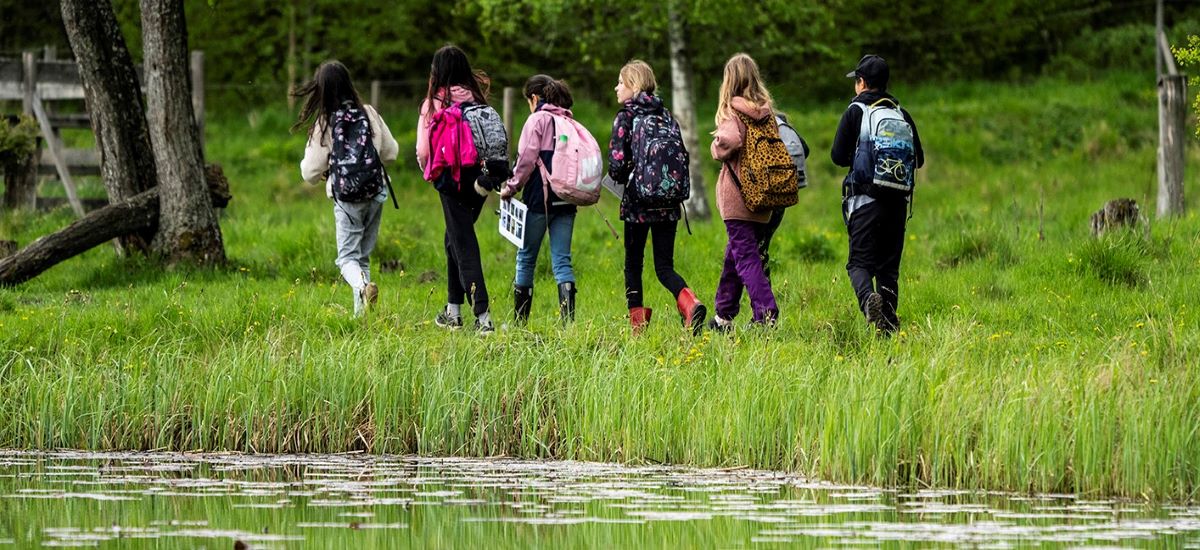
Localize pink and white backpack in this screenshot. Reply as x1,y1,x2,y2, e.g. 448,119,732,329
537,114,602,206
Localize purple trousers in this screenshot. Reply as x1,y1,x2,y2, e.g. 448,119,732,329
714,219,779,323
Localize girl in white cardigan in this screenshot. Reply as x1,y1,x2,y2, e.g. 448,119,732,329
294,60,398,316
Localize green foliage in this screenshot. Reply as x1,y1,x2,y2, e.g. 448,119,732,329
937,228,1015,268
781,231,838,264
0,115,38,165
1174,34,1200,137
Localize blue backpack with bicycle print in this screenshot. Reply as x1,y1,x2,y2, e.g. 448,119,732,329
851,98,916,199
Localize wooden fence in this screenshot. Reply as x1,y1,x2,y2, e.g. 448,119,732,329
0,48,204,215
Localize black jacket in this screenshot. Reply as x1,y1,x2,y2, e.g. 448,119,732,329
830,90,924,193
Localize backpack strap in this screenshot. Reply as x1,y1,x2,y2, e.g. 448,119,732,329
536,114,558,215
852,102,871,141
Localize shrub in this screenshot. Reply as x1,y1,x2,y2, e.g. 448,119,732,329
0,115,39,166
1075,233,1148,287
783,232,837,264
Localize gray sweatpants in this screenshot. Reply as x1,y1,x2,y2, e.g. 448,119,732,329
334,199,383,291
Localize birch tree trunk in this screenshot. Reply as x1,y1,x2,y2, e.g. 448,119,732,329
60,0,158,251
141,0,226,263
667,0,711,221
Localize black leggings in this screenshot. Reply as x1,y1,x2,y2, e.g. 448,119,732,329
440,188,488,316
624,221,688,309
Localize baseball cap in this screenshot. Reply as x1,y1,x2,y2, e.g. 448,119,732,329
846,55,889,88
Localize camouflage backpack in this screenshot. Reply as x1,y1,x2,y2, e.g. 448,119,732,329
733,111,798,212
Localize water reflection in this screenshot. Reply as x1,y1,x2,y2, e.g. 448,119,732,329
0,450,1196,548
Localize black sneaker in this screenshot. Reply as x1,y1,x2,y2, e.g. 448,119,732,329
706,316,733,334
864,292,884,331
435,308,463,330
474,317,495,335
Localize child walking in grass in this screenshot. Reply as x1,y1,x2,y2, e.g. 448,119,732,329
708,53,780,330
499,75,579,323
831,55,924,334
295,60,398,317
417,45,495,334
607,60,707,335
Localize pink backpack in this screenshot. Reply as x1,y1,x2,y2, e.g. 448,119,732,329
537,113,602,206
424,103,478,191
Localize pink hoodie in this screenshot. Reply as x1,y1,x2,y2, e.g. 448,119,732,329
711,97,773,223
502,103,572,196
416,85,476,171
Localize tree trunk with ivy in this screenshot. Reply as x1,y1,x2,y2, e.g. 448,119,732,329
141,0,226,264
60,0,158,251
2,145,38,211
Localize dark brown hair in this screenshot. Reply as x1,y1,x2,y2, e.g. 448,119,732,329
424,44,489,114
523,74,573,109
290,60,366,139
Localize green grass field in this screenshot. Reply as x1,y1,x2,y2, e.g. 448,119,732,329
1,71,1198,500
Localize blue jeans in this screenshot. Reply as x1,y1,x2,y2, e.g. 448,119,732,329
515,211,576,288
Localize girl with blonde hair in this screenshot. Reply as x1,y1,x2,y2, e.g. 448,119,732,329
607,59,707,335
708,53,779,330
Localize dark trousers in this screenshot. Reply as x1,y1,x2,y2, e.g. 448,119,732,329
624,221,688,308
845,200,906,328
440,189,489,316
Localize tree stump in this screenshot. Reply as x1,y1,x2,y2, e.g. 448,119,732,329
1089,198,1142,237
2,150,38,211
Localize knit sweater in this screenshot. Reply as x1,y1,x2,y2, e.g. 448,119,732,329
300,104,398,198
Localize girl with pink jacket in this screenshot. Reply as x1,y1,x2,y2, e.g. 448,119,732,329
708,53,780,331
499,76,579,323
417,45,494,334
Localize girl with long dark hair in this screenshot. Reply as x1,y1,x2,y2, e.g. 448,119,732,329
416,45,494,333
295,60,398,317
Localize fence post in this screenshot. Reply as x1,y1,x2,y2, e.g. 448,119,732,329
370,79,381,108
502,86,515,155
191,50,205,153
1157,73,1187,218
42,45,56,62
22,52,36,115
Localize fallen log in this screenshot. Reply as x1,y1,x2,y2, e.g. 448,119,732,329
0,164,230,287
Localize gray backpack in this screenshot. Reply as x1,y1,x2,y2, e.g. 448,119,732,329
461,102,511,189
775,114,808,190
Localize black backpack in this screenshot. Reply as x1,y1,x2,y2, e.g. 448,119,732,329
329,103,388,203
628,109,690,207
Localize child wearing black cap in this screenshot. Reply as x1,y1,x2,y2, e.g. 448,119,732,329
830,54,925,334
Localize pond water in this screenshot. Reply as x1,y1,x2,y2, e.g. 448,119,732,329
0,450,1196,548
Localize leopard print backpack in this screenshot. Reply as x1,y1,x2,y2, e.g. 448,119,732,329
733,112,799,212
